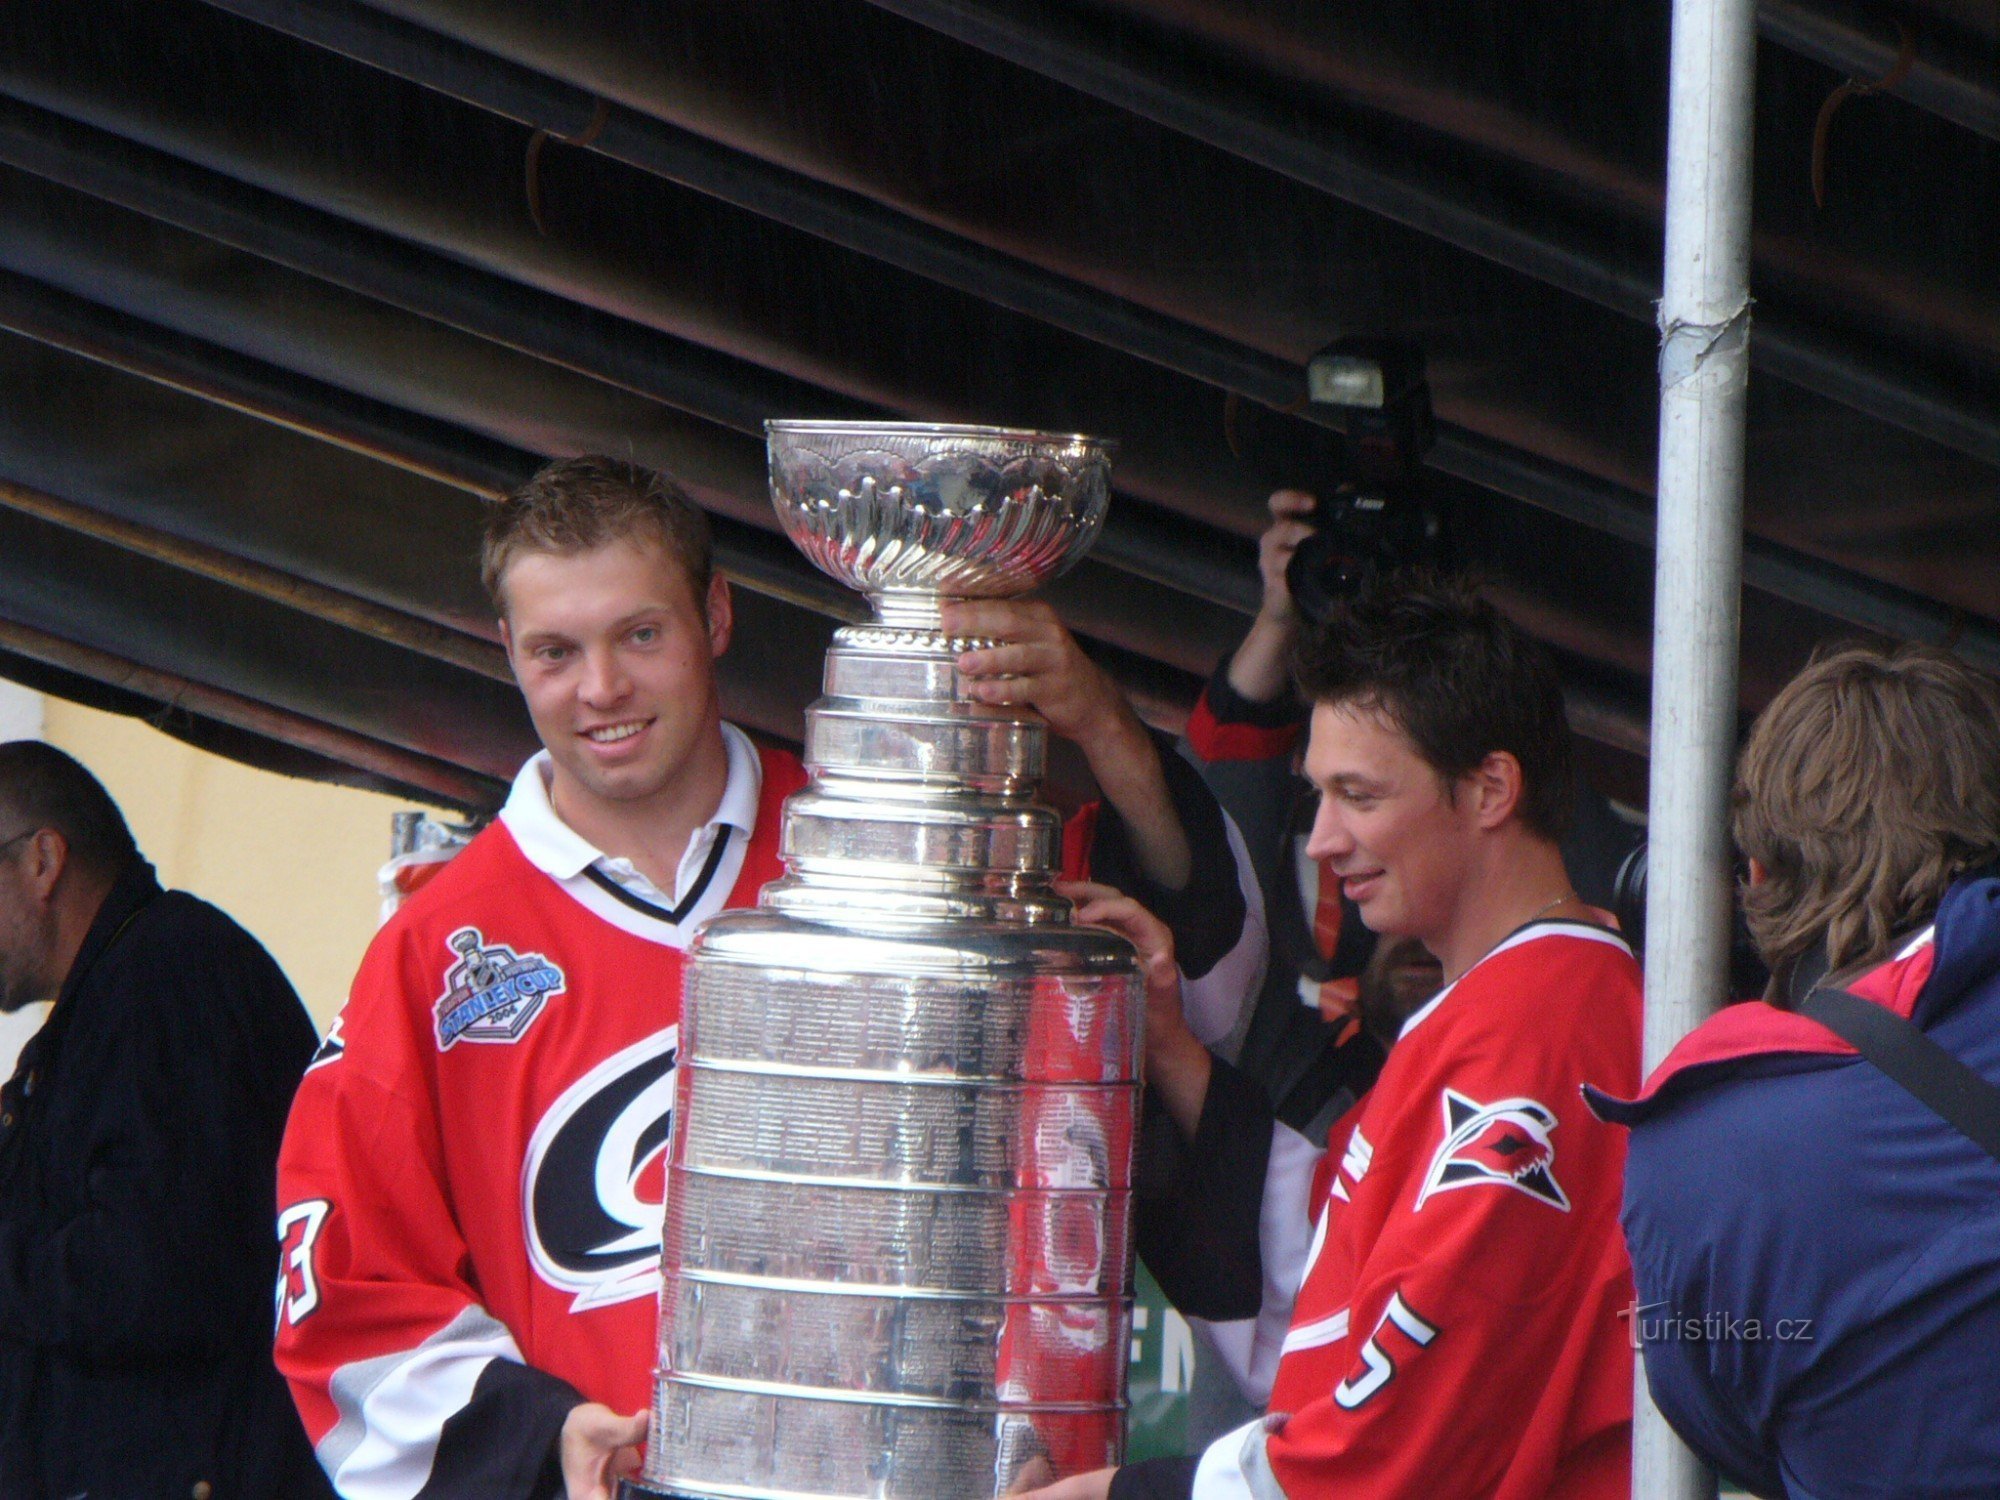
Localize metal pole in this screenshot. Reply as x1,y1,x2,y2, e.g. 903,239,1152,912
1641,0,1758,1492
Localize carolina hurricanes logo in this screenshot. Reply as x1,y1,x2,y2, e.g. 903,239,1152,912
522,1029,678,1311
1416,1088,1569,1212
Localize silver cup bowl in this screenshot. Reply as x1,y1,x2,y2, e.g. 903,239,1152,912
766,421,1113,625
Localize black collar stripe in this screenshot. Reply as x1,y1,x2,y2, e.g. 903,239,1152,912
580,826,736,927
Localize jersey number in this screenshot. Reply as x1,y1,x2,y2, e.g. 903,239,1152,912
1334,1292,1438,1410
276,1199,331,1328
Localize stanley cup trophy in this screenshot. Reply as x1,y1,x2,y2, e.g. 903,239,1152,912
619,422,1146,1500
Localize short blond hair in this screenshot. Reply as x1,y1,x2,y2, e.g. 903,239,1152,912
1733,642,2000,975
481,456,712,615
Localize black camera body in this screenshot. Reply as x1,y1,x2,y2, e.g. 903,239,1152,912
1284,338,1441,624
1611,841,1771,998
1285,489,1436,626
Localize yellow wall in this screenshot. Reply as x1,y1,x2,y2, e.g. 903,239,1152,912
37,697,452,1029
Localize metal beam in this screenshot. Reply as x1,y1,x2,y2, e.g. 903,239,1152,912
0,254,1659,749
0,261,867,626
0,85,1266,618
0,255,1244,721
171,1,2000,661
0,98,842,437
854,0,2000,472
4,81,1991,688
0,262,525,495
0,473,512,681
0,612,502,806
1432,425,2000,676
1760,0,2000,146
198,0,1296,412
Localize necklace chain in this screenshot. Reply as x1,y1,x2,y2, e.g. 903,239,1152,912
1523,889,1578,926
1442,889,1577,988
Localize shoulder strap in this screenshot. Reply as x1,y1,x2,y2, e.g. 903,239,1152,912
1801,987,2000,1165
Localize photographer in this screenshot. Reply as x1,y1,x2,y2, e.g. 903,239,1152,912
1589,643,2000,1498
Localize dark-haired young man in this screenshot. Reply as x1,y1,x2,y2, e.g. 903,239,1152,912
0,741,328,1500
1025,575,1642,1500
275,457,1256,1500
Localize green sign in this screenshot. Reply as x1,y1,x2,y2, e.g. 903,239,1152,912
1124,1262,1192,1462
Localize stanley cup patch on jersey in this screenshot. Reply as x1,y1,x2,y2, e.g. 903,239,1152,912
523,1029,678,1311
1416,1089,1570,1212
433,926,567,1050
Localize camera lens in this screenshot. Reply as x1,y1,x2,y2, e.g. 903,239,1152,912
1612,842,1647,948
1286,528,1371,627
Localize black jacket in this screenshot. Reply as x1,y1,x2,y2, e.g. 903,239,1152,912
0,860,332,1499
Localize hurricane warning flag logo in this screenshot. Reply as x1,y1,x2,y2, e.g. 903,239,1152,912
1416,1088,1569,1212
433,927,566,1050
523,1030,678,1310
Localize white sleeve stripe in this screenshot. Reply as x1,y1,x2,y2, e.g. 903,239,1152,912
1241,1423,1291,1500
1241,1123,1321,1395
1279,1305,1350,1356
1188,1121,1323,1407
321,1304,524,1499
1178,808,1270,1045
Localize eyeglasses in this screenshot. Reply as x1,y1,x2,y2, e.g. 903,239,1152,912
0,829,39,858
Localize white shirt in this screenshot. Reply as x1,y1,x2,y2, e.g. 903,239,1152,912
0,1001,51,1083
498,722,764,947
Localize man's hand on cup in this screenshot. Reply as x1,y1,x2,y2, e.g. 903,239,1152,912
561,1403,647,1500
1059,880,1212,1141
1009,1467,1118,1500
941,599,1133,756
1058,880,1183,1043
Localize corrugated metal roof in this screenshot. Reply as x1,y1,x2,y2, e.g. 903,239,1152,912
2,0,1995,807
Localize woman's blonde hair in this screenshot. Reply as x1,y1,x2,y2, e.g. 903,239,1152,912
1734,642,2000,976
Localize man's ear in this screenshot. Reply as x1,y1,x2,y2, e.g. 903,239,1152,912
706,574,734,659
1746,857,1769,886
1468,751,1525,831
19,828,69,903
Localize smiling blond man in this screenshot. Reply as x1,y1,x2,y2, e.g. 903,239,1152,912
275,456,1256,1500
276,458,808,1500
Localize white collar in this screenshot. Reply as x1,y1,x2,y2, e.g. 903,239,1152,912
499,722,762,883
1397,919,1633,1041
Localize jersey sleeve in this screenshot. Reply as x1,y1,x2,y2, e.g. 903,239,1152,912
1134,1057,1322,1406
1072,733,1267,1043
1197,944,1640,1499
1184,661,1305,766
275,929,581,1500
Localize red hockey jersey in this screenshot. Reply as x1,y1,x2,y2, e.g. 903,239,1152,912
275,731,805,1500
1193,921,1641,1500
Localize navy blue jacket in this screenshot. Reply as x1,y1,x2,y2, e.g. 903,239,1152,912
1589,873,2000,1499
0,860,331,1499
